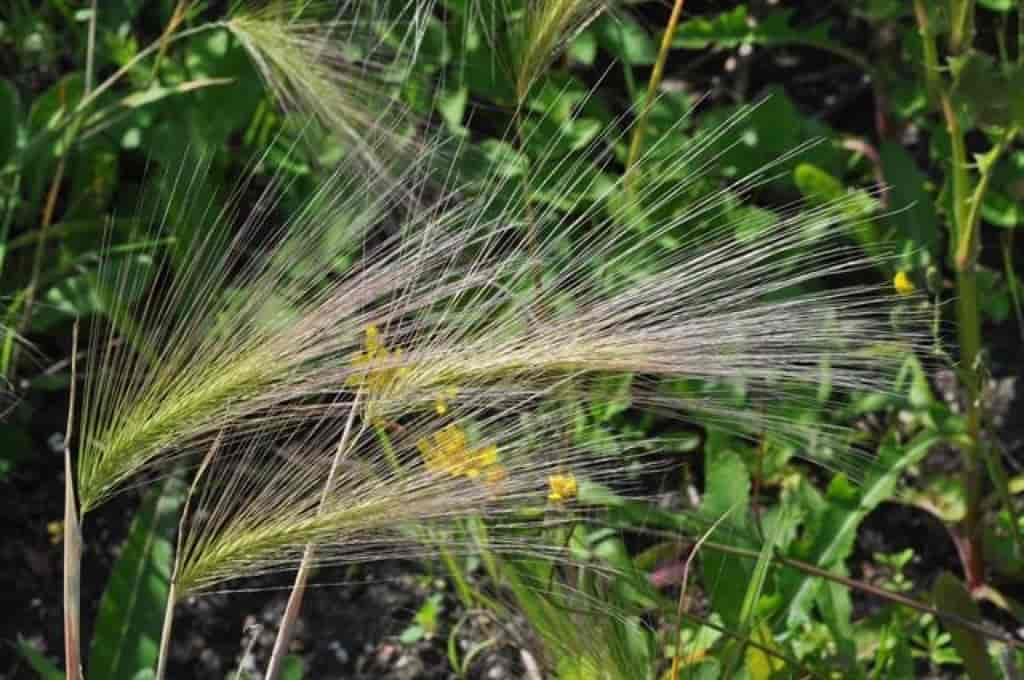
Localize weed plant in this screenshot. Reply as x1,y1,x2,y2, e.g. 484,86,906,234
3,1,1021,678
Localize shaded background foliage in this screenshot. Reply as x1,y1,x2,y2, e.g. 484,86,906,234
1,0,1022,678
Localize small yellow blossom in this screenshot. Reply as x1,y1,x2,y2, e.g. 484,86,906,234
434,386,458,415
547,473,578,503
417,424,499,479
347,324,409,393
47,520,63,545
893,271,915,296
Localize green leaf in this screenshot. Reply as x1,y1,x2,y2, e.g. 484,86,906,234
0,78,21,167
567,28,597,66
88,478,185,680
28,73,85,134
698,90,844,183
982,151,1024,229
594,13,657,65
932,573,998,680
793,162,887,259
673,6,750,49
950,51,1023,128
31,252,157,332
280,655,304,680
781,431,942,626
880,142,940,263
674,7,838,53
977,0,1014,12
17,638,65,680
700,432,755,629
0,424,35,478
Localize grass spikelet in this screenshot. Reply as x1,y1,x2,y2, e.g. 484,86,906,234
226,1,430,173
170,400,640,595
76,100,928,516
510,0,606,100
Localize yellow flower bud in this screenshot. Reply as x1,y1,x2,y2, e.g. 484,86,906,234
547,473,578,503
893,271,915,296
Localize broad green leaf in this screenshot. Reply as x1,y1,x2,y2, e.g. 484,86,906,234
932,573,998,680
0,78,20,167
781,431,942,626
31,252,156,332
28,73,85,134
594,13,657,65
697,90,844,183
793,162,887,259
700,432,754,629
950,51,1023,128
88,478,184,680
880,142,940,263
567,28,597,65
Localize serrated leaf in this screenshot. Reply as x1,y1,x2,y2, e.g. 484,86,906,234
932,573,998,680
88,478,184,680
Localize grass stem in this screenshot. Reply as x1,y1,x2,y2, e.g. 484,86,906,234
63,321,82,680
265,392,364,680
625,0,686,190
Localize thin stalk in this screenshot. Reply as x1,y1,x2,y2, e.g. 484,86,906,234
1003,230,1024,340
63,321,82,680
949,0,975,55
625,0,686,189
154,582,177,680
670,508,734,680
265,392,364,680
74,22,224,120
84,0,97,95
664,537,1020,646
155,437,220,680
915,0,990,590
955,127,1018,271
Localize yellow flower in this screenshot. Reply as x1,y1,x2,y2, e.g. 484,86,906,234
417,424,499,479
434,386,458,415
893,271,915,296
547,473,578,503
347,324,409,393
47,520,63,545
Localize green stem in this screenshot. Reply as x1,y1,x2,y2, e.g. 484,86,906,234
625,0,686,189
915,0,991,590
669,537,1020,647
950,0,975,55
